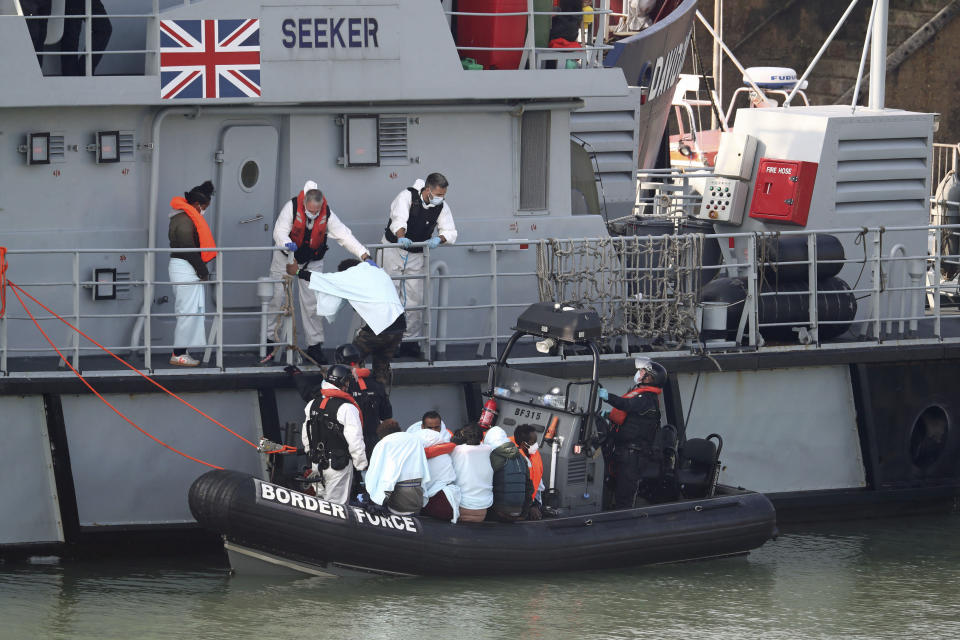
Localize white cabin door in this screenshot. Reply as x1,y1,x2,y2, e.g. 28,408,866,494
216,125,278,309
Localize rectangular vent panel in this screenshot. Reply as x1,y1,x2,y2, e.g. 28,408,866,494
118,131,135,162
566,457,586,485
519,110,550,210
834,135,929,217
378,116,408,166
49,133,66,163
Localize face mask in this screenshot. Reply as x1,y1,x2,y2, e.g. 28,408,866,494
526,441,539,455
305,210,320,220
429,195,443,206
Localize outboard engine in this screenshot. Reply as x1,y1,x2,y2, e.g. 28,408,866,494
678,433,723,498
643,424,681,503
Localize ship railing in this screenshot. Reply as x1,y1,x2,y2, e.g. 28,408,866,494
931,142,960,195
3,229,960,376
0,241,538,375
444,0,615,71
8,0,197,77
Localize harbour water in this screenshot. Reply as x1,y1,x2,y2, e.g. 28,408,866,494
1,513,958,640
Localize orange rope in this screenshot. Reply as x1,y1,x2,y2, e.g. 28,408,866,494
9,283,223,470
8,280,259,449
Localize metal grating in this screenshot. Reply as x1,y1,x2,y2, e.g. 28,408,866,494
519,111,550,210
566,457,586,484
378,116,409,166
49,133,66,163
835,136,929,216
118,131,135,161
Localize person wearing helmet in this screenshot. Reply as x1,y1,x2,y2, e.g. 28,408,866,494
335,343,393,458
597,357,667,509
299,363,368,504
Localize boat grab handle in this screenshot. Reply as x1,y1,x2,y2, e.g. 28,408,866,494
239,215,265,224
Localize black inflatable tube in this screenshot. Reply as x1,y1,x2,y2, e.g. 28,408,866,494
189,470,777,576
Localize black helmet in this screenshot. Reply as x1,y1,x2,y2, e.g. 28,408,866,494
634,357,667,387
335,343,363,365
325,364,353,390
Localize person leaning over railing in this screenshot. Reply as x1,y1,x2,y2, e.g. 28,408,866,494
167,181,216,367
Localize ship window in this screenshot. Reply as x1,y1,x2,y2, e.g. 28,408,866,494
240,160,260,190
519,111,550,211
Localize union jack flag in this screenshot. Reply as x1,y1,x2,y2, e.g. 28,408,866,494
160,19,261,100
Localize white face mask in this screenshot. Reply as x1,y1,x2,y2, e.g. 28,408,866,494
305,209,320,221
429,195,443,206
526,441,539,455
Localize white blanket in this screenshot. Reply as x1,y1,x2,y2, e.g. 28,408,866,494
365,431,431,506
307,263,404,335
417,430,461,524
406,419,453,442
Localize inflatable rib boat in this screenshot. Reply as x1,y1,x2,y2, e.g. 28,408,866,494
189,304,776,577
189,469,776,577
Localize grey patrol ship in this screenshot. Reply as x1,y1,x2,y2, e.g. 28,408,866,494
0,0,700,550
1,0,959,555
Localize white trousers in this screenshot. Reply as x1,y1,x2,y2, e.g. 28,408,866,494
312,461,354,505
169,258,206,351
380,239,425,340
265,250,326,347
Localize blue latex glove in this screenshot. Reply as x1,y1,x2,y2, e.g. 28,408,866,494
597,387,609,401
599,407,610,418
284,242,297,252
397,237,413,249
364,258,379,268
426,237,442,249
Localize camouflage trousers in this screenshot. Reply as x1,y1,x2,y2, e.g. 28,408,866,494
354,327,402,386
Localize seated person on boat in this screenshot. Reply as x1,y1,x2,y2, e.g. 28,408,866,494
417,427,461,523
449,423,494,523
364,420,430,516
483,426,533,522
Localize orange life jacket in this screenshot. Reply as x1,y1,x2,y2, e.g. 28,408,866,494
425,442,456,459
510,436,544,500
608,385,663,426
289,191,329,250
318,387,363,429
169,196,216,263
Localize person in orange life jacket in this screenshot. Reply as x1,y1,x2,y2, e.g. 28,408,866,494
167,180,216,367
597,357,668,509
263,180,375,366
300,364,368,505
334,342,392,458
380,173,457,359
336,258,406,386
511,424,544,520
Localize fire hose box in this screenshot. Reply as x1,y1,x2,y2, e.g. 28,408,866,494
748,159,819,226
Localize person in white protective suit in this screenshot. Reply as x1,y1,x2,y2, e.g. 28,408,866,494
263,180,375,365
417,428,461,523
300,364,368,504
379,172,457,359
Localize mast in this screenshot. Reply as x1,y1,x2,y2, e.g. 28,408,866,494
868,0,887,109
712,0,723,128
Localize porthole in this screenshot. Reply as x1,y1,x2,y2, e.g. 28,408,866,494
909,405,949,468
239,159,260,191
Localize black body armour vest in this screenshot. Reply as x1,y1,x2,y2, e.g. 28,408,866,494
307,395,351,470
384,187,444,252
614,396,662,450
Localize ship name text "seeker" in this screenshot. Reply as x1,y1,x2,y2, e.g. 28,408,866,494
281,17,380,49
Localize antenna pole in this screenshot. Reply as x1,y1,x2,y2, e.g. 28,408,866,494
868,0,888,109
